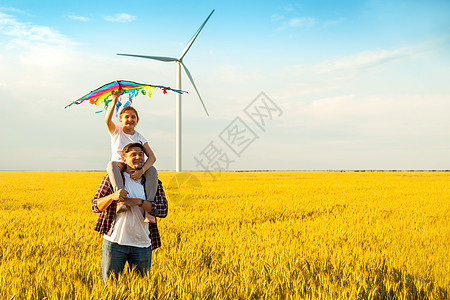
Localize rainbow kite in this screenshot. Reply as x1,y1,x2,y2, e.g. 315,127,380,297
65,80,186,114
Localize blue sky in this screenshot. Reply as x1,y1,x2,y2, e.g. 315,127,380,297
1,0,450,171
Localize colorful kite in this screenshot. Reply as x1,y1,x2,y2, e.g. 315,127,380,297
65,80,186,114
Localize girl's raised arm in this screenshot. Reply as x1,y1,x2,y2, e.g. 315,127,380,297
142,142,156,171
105,89,123,134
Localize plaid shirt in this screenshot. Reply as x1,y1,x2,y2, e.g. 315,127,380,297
91,174,168,250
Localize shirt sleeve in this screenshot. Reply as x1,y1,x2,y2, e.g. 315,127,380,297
138,131,148,145
150,180,168,218
91,175,113,213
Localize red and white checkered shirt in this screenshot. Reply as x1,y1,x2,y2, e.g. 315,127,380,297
91,174,168,250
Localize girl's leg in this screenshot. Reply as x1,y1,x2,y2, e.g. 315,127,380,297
143,166,158,223
107,161,127,213
107,161,126,191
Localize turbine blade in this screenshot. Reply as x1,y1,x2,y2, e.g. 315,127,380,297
117,53,178,62
180,62,209,116
179,9,215,61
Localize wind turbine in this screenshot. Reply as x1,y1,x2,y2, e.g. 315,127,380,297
118,10,214,172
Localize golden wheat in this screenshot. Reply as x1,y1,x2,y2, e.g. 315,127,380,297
0,171,448,299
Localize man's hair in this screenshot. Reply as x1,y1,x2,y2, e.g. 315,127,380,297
122,142,144,155
119,106,139,121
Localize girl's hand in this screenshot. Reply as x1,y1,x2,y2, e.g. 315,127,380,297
130,168,144,181
112,189,128,201
111,88,124,100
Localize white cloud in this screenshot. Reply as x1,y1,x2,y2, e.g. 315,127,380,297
275,41,446,103
0,6,29,15
264,39,450,167
271,3,342,31
273,93,450,169
68,15,89,22
0,12,75,46
18,44,76,66
312,47,419,74
104,13,136,23
288,17,316,28
322,19,341,28
275,16,343,31
0,12,79,70
275,16,317,31
281,3,302,12
215,65,261,83
281,93,450,136
271,14,284,22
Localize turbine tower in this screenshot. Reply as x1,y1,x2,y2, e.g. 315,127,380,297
118,10,214,172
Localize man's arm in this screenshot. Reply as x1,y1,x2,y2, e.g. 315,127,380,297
122,196,152,212
121,181,167,218
96,189,128,212
91,175,127,213
122,180,168,218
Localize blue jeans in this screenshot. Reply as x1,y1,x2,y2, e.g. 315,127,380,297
102,239,152,282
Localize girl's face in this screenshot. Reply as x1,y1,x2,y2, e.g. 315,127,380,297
119,110,138,131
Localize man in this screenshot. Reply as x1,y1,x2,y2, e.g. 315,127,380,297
91,142,168,282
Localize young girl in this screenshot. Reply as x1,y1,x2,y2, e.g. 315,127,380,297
105,88,157,223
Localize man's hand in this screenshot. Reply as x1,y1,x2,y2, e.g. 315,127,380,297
122,196,143,207
112,189,128,202
95,188,129,212
130,168,144,181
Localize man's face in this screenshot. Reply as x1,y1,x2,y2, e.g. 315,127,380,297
122,147,145,170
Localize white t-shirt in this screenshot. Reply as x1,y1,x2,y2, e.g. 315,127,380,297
103,172,151,248
110,125,148,162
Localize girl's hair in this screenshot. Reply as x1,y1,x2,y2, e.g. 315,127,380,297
119,106,139,121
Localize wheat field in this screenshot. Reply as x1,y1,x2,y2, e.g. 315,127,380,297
0,171,448,299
